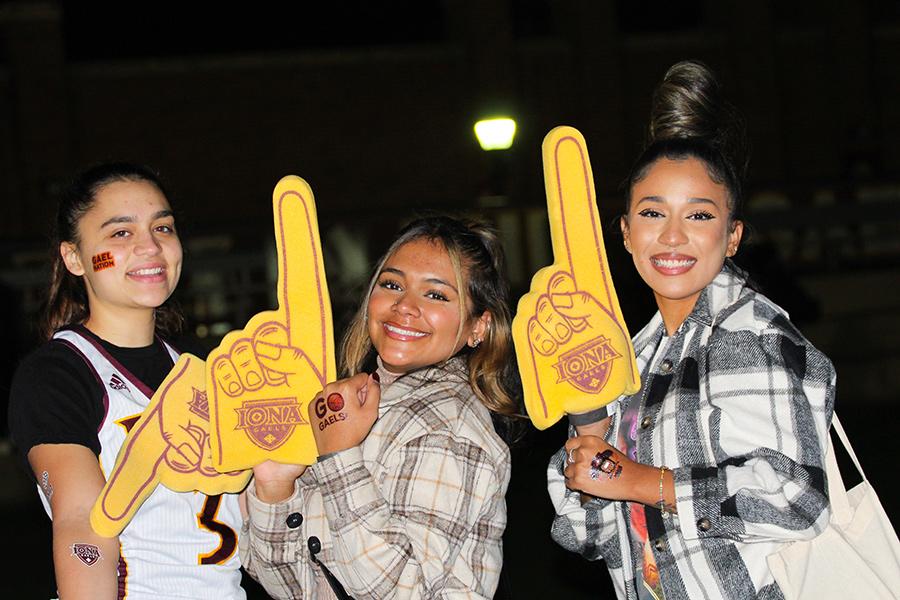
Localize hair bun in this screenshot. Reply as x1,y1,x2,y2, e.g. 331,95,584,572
648,60,748,177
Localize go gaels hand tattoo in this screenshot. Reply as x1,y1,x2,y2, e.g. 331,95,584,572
71,543,102,567
314,392,347,431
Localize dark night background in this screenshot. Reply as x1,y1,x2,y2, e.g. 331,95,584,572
1,1,898,598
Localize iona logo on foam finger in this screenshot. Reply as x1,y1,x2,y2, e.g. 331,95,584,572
234,397,306,450
552,335,621,393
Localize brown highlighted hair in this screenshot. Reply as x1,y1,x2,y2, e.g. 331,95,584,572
625,60,749,225
41,162,184,340
341,215,519,419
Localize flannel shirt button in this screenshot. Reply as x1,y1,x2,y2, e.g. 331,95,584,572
640,416,652,429
661,359,673,373
653,538,667,552
286,512,303,529
697,517,712,532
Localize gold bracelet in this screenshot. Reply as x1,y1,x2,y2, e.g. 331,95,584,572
657,466,670,518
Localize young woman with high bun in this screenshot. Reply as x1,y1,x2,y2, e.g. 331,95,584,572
548,61,836,599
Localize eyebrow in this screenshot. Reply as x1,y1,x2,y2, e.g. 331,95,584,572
380,267,458,292
636,196,718,206
99,209,174,229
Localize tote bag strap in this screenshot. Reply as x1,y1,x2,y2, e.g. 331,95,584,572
831,413,868,481
824,413,858,525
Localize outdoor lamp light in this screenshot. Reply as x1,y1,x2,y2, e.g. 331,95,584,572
474,117,516,151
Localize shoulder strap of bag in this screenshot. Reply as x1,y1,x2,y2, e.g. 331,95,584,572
825,413,858,525
831,414,867,481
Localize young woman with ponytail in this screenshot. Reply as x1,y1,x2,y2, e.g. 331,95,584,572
548,61,836,599
9,163,245,600
241,216,519,599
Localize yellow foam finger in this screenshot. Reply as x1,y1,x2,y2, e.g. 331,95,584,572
207,176,335,471
90,355,251,537
513,126,640,429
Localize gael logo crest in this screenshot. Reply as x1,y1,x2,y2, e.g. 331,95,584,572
553,335,621,394
71,543,101,566
234,397,307,450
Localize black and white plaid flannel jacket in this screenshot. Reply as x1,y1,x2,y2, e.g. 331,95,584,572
549,262,836,600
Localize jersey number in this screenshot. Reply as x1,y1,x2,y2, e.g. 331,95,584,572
197,495,238,565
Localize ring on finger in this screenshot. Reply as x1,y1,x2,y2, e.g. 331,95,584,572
567,448,576,465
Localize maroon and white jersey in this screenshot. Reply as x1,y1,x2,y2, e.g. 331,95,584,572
40,329,245,600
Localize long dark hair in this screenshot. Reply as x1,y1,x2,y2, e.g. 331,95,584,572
41,162,184,340
342,215,520,419
625,60,748,226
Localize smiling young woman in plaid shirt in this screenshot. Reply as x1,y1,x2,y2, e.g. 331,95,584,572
548,61,836,600
240,217,519,599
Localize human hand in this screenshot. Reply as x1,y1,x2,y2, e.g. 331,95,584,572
513,127,641,429
563,435,647,502
91,355,251,537
207,176,336,471
251,459,309,504
309,373,381,455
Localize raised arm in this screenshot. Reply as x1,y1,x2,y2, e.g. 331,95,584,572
30,444,119,599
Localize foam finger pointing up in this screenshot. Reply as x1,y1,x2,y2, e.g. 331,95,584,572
542,126,612,311
271,176,334,384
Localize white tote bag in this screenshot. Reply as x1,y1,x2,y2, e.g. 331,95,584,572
767,414,900,599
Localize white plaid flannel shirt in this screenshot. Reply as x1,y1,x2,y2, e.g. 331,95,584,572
241,358,510,599
549,262,836,600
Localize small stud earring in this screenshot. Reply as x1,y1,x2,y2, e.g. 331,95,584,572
471,338,482,348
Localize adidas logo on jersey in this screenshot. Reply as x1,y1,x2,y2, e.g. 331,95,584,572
109,374,129,391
